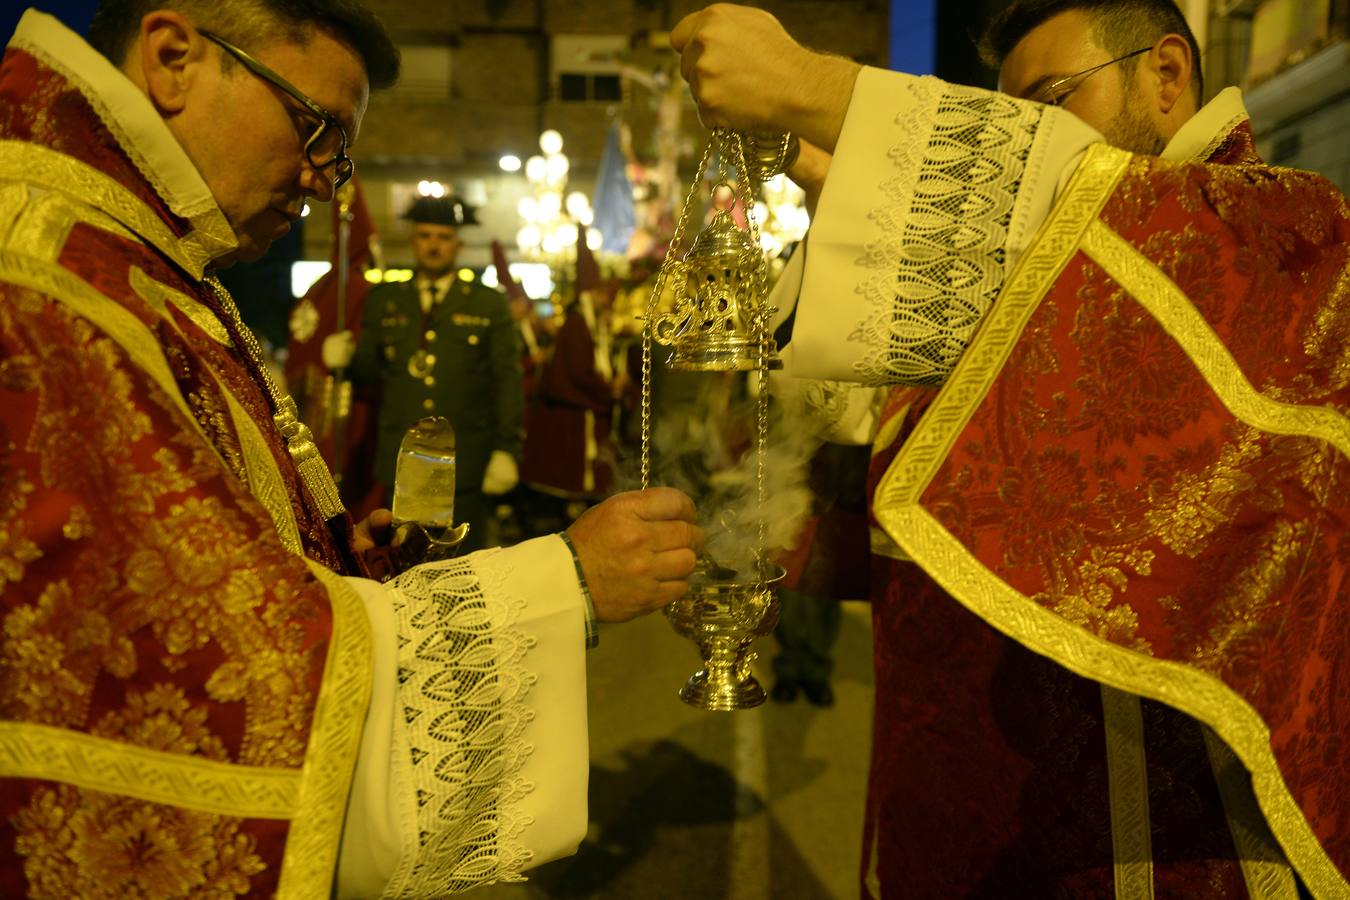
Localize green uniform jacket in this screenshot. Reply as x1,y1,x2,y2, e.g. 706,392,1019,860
350,277,523,495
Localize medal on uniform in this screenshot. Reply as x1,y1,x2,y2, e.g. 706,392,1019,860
408,348,436,378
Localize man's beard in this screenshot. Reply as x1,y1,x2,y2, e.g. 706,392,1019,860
1104,87,1168,156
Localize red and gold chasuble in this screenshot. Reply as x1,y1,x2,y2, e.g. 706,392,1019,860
865,126,1350,897
0,34,372,900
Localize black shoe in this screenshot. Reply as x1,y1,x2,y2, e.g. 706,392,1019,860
770,680,799,703
801,680,834,708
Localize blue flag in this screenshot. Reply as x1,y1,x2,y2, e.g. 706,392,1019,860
591,121,635,255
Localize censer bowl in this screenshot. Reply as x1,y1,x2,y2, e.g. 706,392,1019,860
664,563,786,711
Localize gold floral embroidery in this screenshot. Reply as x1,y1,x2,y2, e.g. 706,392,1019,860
1304,263,1350,395
1081,222,1350,462
0,456,39,584
1198,519,1311,676
875,148,1350,895
12,686,266,899
62,503,92,540
1045,547,1156,653
2,579,136,726
124,497,265,653
1144,430,1265,558
187,385,246,484
997,444,1090,575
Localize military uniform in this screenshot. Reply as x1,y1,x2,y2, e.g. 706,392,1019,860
350,274,523,551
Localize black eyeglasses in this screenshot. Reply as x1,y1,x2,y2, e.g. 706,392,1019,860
199,29,355,190
1034,47,1152,107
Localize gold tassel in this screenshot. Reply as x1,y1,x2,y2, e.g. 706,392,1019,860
206,278,347,522
273,396,345,520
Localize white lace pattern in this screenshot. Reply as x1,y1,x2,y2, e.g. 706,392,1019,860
854,77,1043,386
380,551,537,897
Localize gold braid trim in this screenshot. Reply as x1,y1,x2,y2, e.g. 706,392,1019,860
222,387,306,556
0,140,228,278
130,264,232,346
1077,219,1350,895
1203,728,1300,900
0,722,300,818
875,143,1350,897
1080,221,1350,459
1101,686,1155,899
207,279,346,521
276,561,373,900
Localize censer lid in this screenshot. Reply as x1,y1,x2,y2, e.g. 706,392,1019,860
685,209,755,263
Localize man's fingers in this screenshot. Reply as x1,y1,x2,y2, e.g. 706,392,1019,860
652,578,691,607
645,520,703,553
669,9,704,51
632,486,697,523
648,547,697,581
679,31,703,85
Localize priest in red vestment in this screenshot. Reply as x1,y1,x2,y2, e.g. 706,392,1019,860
675,1,1349,896
0,5,700,898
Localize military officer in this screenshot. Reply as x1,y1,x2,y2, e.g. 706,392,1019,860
324,195,523,552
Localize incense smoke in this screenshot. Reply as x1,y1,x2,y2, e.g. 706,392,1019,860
636,372,831,579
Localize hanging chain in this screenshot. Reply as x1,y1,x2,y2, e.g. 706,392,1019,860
640,138,717,491
724,132,771,580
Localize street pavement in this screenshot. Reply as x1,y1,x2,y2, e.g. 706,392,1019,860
474,600,875,900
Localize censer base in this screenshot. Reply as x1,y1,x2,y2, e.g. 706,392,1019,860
666,564,785,712
679,663,766,711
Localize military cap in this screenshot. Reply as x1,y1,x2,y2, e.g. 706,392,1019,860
404,195,479,227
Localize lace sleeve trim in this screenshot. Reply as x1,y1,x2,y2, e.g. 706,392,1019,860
853,76,1043,387
380,550,537,897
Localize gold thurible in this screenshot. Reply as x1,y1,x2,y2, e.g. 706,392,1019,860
640,129,794,711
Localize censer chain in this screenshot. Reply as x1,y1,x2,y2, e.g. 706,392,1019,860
640,138,718,492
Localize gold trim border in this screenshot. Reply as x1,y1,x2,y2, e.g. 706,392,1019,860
277,561,374,900
1203,728,1300,900
874,144,1349,897
1080,221,1350,460
0,141,226,278
874,143,1132,512
223,387,306,556
1102,685,1155,899
0,721,299,818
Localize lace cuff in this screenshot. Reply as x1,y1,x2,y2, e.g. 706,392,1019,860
367,536,589,898
773,68,1100,387
852,76,1041,385
379,554,536,896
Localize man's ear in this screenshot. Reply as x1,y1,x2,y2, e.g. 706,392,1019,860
1150,33,1194,115
138,10,208,115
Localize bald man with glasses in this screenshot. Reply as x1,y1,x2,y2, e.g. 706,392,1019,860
0,4,701,898
674,1,1350,897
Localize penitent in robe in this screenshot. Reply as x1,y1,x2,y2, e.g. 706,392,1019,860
774,68,1350,898
0,11,590,898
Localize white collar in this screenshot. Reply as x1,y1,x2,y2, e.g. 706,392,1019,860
1161,86,1249,163
10,10,237,268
